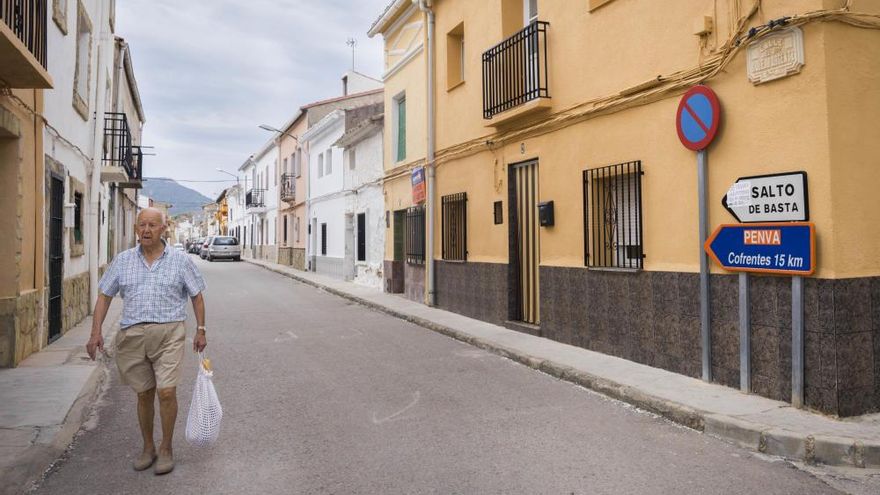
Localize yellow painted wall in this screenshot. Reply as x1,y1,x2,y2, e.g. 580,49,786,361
378,6,429,262
823,0,880,278
425,0,879,279
383,174,416,260
0,90,43,296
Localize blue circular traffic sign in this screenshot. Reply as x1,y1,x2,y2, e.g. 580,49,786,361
676,85,721,151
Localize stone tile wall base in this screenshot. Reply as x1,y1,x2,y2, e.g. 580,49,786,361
277,247,293,266
291,248,306,270
61,272,89,334
404,262,425,303
384,260,404,293
435,261,507,325
0,289,47,367
431,262,877,417
315,256,344,279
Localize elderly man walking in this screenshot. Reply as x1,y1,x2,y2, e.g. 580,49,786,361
87,207,208,475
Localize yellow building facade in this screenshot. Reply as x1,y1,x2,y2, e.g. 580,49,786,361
370,2,429,299
0,2,51,367
373,0,880,416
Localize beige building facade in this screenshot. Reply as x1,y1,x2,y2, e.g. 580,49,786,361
370,3,428,300
372,0,880,416
0,1,51,366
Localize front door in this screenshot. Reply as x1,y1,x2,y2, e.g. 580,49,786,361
48,176,64,342
510,160,539,324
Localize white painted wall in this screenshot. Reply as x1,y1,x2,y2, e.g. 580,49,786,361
43,0,117,309
343,128,384,288
304,111,347,273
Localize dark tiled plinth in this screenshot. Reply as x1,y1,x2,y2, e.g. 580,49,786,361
435,261,507,325
538,266,880,417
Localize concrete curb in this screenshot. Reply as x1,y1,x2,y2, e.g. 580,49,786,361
246,259,880,469
5,314,121,495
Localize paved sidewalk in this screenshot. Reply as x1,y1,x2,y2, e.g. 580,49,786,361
0,300,121,495
246,257,880,469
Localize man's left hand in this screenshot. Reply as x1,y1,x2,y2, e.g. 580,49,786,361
193,331,207,353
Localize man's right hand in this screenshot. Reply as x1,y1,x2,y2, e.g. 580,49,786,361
86,334,104,361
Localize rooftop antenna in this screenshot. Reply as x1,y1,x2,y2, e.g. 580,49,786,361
346,37,357,70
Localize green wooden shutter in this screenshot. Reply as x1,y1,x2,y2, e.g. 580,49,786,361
397,97,406,162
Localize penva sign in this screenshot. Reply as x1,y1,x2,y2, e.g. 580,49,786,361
704,222,815,275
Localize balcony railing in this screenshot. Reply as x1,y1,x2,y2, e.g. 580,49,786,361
246,189,266,209
102,112,136,178
1,0,47,68
117,145,144,188
482,21,549,119
280,173,296,202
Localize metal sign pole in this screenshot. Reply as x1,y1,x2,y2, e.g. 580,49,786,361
698,149,712,382
792,275,804,408
739,272,750,393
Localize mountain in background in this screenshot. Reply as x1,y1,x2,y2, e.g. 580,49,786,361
141,178,212,216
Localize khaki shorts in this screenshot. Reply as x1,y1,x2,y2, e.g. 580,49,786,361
116,322,186,393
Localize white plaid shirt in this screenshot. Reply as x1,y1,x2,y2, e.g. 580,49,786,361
98,242,206,329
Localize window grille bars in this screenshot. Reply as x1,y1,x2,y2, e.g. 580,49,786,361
442,192,467,261
583,160,644,269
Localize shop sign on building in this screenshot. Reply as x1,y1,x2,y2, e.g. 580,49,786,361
722,171,808,223
747,27,805,85
411,167,426,204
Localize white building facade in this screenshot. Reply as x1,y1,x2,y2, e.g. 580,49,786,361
303,110,347,278
240,139,278,261
42,0,143,338
337,105,385,288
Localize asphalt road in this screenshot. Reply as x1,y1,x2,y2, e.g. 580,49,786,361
31,258,845,494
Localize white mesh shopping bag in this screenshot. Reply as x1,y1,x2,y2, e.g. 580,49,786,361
186,352,223,447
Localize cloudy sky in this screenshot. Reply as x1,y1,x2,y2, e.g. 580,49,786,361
116,0,390,199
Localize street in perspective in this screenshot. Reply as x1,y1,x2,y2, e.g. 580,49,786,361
1,0,880,494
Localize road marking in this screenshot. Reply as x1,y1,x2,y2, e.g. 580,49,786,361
273,331,299,343
340,328,364,339
371,391,421,425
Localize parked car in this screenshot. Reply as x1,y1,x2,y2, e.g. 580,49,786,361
199,236,215,259
190,238,204,254
173,243,185,252
205,236,241,262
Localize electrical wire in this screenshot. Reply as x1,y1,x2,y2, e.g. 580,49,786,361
414,0,879,173
1,87,94,164
142,177,239,183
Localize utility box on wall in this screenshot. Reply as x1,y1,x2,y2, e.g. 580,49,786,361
538,201,554,227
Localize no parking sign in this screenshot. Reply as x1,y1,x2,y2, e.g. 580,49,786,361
676,85,721,151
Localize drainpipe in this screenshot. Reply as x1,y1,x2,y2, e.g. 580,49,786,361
415,0,436,306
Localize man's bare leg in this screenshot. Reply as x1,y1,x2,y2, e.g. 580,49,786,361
133,388,157,471
154,387,177,474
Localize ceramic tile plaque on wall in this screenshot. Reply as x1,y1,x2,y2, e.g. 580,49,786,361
747,27,805,85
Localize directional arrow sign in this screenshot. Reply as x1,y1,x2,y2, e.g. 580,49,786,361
704,222,815,275
722,171,808,223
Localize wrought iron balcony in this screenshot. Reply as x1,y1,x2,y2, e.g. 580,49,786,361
280,173,296,202
246,188,266,213
101,113,142,185
481,21,549,119
0,0,51,87
118,145,144,189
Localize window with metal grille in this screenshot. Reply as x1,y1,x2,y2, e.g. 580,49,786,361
321,223,327,255
583,160,644,269
405,205,425,265
441,192,467,261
